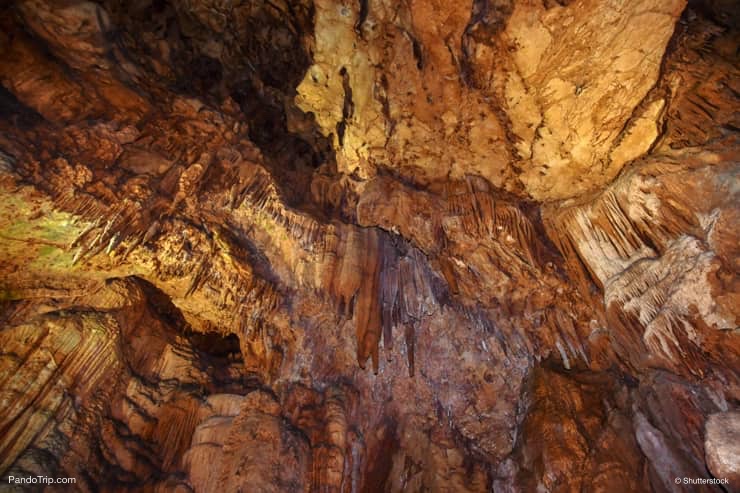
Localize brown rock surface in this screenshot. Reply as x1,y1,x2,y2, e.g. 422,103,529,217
705,412,740,489
0,0,737,491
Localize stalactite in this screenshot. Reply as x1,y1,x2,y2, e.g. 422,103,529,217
446,180,542,269
186,256,211,297
379,238,400,360
0,0,737,489
544,308,589,369
142,220,161,246
152,396,201,471
405,322,416,377
354,229,382,371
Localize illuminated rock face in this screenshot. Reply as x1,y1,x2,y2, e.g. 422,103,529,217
0,0,737,491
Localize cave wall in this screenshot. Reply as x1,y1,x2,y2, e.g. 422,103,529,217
0,0,738,491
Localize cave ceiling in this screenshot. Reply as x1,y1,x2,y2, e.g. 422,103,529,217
0,0,738,491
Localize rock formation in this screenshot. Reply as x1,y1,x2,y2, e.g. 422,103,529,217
0,0,737,491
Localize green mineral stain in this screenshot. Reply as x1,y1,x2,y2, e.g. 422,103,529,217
0,192,83,244
0,190,87,271
38,245,56,257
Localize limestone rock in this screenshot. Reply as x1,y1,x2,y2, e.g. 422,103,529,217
0,0,737,490
705,412,740,488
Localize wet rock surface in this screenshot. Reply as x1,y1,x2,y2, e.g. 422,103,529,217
0,0,737,491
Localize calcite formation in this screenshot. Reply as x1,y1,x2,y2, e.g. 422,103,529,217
0,0,737,491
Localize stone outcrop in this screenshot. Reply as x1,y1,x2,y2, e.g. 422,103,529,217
0,0,737,491
705,412,740,487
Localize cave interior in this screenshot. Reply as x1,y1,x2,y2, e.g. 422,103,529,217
0,0,739,491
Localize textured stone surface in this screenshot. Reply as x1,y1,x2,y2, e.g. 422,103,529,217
705,412,740,488
0,0,738,491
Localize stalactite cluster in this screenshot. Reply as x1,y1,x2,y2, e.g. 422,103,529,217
0,0,738,491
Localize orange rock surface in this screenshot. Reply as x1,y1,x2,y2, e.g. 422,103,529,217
0,0,737,491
